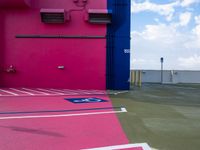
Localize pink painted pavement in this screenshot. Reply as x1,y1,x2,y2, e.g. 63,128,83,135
0,94,132,150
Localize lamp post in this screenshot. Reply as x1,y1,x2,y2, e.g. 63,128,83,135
160,57,164,84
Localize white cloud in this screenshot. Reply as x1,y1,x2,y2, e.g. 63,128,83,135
193,15,200,37
131,22,200,70
131,58,158,70
192,24,200,37
178,55,200,69
180,0,200,7
131,0,200,21
131,1,200,70
131,0,179,21
133,58,146,64
178,12,192,26
184,15,200,49
185,27,200,49
132,23,181,44
195,15,200,24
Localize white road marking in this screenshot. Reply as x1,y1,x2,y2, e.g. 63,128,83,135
76,90,92,94
0,95,15,97
91,90,106,94
82,143,151,150
62,89,105,95
50,89,77,95
0,88,107,97
0,95,45,97
37,88,64,95
10,88,35,96
0,89,18,96
121,107,127,112
108,91,129,95
0,107,127,120
63,89,80,94
76,90,106,95
22,88,49,95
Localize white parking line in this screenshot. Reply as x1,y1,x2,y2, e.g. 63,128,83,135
63,89,78,92
0,107,127,120
0,89,18,96
37,88,64,95
91,90,106,94
63,89,81,94
22,88,50,95
78,90,106,95
76,89,92,94
82,143,151,150
0,88,108,97
10,88,35,96
50,89,78,95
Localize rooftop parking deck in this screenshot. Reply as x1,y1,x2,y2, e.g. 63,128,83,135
111,84,200,150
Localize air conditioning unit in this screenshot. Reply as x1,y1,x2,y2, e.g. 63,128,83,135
86,9,112,24
40,9,70,24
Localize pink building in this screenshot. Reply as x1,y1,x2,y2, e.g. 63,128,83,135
0,0,130,90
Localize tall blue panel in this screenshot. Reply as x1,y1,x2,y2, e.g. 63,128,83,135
107,0,131,90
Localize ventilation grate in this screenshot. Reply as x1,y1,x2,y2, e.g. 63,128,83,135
87,9,112,24
40,9,67,24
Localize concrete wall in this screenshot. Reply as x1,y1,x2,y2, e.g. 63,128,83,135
134,70,200,84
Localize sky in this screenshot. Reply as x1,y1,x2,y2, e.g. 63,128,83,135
131,0,200,70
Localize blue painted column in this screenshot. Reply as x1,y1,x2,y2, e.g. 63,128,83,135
107,0,131,90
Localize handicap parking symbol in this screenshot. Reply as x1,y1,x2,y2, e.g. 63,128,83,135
65,98,108,104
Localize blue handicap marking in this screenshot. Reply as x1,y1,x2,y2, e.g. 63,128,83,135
65,98,108,104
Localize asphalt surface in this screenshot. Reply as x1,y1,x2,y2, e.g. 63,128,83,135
111,84,200,150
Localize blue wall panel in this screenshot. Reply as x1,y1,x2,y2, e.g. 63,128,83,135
107,0,131,90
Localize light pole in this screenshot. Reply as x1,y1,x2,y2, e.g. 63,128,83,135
160,57,164,84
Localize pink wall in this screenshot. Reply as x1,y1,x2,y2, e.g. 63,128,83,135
0,0,31,8
0,0,107,89
0,11,5,84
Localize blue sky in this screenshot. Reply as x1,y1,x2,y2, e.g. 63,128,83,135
131,0,200,70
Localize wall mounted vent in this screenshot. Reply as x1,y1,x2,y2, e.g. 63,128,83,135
87,9,112,24
40,9,69,24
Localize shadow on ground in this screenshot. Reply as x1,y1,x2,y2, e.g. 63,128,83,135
110,84,200,150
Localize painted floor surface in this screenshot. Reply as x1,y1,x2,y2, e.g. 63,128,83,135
0,91,147,150
111,84,200,150
0,88,106,97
